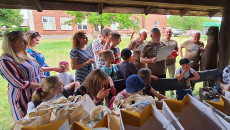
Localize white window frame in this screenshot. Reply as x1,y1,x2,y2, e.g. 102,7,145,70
78,19,88,30
42,16,56,30
60,17,72,30
154,21,159,28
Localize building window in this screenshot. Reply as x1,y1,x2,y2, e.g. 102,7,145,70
78,19,87,30
60,17,72,30
42,16,56,30
154,21,159,28
111,22,119,30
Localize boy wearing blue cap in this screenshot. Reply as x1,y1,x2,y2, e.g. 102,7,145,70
176,58,200,100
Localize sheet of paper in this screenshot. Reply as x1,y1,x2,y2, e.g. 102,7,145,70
156,45,175,61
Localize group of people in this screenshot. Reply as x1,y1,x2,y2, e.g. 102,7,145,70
0,27,205,122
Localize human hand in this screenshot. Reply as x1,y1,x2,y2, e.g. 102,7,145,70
152,57,157,63
167,55,174,60
184,67,190,73
97,88,111,100
151,75,158,80
200,47,204,52
87,58,95,64
106,38,112,45
56,67,64,73
110,86,117,96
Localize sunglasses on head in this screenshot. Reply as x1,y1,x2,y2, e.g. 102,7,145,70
31,32,40,38
8,31,23,42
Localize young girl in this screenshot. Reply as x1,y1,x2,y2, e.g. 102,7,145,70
101,50,119,80
58,60,74,85
83,69,117,105
138,68,168,109
27,76,80,113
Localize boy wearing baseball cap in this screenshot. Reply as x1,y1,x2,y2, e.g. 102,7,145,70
118,48,138,79
176,58,200,100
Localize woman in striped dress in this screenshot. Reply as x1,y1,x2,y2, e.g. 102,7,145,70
70,32,94,84
0,31,45,121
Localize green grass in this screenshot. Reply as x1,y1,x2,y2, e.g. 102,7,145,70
0,35,207,129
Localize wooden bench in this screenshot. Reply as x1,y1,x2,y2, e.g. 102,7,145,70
113,69,222,93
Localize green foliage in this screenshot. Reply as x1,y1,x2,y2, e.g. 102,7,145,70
12,27,30,33
167,16,220,31
0,9,23,28
66,11,141,33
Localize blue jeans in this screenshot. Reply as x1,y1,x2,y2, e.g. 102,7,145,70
176,89,193,100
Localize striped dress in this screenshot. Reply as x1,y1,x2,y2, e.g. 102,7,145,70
0,55,45,122
70,46,94,84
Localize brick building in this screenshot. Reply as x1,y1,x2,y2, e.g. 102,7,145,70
28,10,167,38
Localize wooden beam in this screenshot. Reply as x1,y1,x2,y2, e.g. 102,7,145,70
180,9,189,16
218,7,230,69
31,0,43,12
145,6,152,15
98,3,103,14
62,0,227,9
208,10,220,17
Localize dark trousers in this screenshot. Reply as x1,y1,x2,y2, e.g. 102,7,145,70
176,89,193,100
158,74,166,95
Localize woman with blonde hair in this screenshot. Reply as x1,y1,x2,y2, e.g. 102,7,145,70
0,31,45,121
70,31,94,83
83,69,116,105
26,31,63,77
27,76,79,113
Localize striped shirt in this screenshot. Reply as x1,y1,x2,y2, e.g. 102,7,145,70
0,55,45,122
70,46,94,84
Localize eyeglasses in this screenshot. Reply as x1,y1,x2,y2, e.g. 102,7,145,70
8,31,23,42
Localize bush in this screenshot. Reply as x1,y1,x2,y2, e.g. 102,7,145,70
11,27,30,33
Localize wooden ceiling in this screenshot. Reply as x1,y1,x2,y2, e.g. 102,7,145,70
0,0,227,17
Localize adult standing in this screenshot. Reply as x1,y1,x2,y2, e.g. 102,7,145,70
179,31,204,71
70,32,94,84
161,28,178,96
128,29,148,70
26,31,63,77
0,31,44,121
92,28,111,68
140,28,173,95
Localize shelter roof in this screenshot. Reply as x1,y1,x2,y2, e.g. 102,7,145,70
0,0,227,16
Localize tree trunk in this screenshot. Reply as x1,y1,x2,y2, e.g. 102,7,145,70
218,7,230,70
100,25,104,35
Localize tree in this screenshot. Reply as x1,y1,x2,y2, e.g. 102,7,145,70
66,11,141,34
0,9,23,28
167,16,220,31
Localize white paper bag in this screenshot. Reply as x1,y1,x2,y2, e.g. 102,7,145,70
162,101,184,130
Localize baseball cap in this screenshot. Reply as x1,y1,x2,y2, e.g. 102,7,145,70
126,74,146,94
121,48,132,60
179,58,194,65
59,61,69,67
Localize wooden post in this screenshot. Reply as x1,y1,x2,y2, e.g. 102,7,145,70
218,7,230,70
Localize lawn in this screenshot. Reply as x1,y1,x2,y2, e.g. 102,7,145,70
0,35,207,129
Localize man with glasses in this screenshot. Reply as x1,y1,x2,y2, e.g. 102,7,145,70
179,30,204,91
92,28,111,68
140,28,173,95
161,27,178,97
